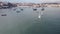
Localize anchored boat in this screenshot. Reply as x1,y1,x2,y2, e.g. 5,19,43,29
41,8,44,11
1,14,7,16
21,9,23,11
33,8,37,11
16,11,20,13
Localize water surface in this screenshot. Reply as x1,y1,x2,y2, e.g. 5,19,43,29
0,7,60,34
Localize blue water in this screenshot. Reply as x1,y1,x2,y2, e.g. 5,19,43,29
0,7,60,34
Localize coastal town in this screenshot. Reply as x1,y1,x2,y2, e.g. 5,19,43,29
0,2,60,9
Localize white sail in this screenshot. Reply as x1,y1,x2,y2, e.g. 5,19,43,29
38,15,41,18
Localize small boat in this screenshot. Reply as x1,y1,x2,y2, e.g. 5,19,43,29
33,8,37,11
21,9,23,11
1,14,7,16
16,11,20,13
41,8,44,11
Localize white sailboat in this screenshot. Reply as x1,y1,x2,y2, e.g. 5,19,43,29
38,15,41,18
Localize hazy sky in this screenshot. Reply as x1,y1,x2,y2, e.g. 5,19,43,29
0,0,60,3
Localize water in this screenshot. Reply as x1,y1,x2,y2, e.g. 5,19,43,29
0,7,60,34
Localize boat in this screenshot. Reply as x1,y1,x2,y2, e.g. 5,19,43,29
0,6,12,9
21,9,23,11
1,14,7,16
33,8,37,11
16,11,20,13
38,15,41,18
41,8,44,11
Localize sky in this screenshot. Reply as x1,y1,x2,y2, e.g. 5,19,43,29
0,0,60,3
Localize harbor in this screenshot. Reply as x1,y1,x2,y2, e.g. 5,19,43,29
0,7,60,34
0,0,60,34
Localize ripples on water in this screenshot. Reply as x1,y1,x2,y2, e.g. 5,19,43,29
0,7,60,34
